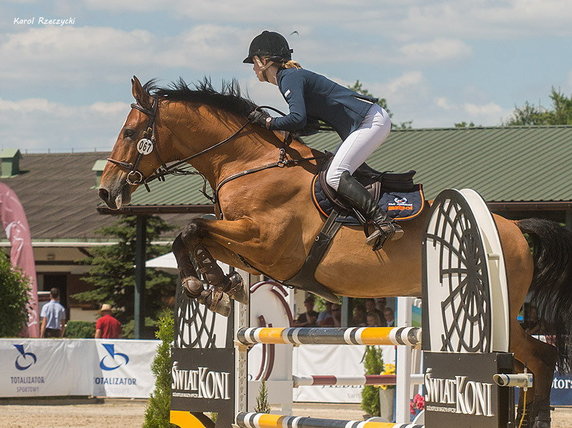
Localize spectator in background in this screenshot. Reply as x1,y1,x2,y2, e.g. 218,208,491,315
40,288,66,338
351,303,367,326
366,311,383,327
95,304,122,339
375,298,387,314
317,301,334,326
384,307,395,327
365,298,386,326
294,296,318,327
331,303,342,327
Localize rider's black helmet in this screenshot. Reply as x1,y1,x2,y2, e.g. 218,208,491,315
243,31,293,64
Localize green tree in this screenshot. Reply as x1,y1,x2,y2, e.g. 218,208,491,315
349,80,412,129
0,251,30,337
454,121,476,128
361,345,384,417
349,80,391,115
75,215,176,327
505,88,572,126
143,309,177,428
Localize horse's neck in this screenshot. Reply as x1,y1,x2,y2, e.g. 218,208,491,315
169,106,286,187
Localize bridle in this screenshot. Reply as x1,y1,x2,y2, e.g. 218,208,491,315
106,97,324,207
106,96,171,191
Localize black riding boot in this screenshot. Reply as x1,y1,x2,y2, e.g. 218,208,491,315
337,171,403,250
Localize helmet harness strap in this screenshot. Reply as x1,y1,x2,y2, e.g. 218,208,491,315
254,56,275,83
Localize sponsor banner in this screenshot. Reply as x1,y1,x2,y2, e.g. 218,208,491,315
0,339,94,397
0,339,158,398
424,352,514,427
546,373,572,406
291,344,396,403
93,339,158,398
171,348,235,418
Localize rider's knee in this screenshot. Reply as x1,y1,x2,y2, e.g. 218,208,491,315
325,168,343,190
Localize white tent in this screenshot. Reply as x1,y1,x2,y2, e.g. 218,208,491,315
145,252,230,274
145,252,178,273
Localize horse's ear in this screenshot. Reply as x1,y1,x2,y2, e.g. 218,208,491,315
131,76,152,109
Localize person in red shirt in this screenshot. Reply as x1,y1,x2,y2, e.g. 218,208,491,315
95,304,122,338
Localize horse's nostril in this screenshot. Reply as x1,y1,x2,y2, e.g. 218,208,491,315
98,187,110,202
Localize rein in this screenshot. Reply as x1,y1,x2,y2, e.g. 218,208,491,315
106,100,324,206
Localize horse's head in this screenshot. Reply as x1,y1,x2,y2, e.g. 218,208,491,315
99,76,288,210
99,76,165,209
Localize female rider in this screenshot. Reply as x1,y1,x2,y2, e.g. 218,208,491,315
244,31,402,250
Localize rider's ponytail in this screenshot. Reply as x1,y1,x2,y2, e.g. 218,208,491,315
282,60,302,69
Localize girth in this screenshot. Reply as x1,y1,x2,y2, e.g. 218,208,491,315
282,210,342,303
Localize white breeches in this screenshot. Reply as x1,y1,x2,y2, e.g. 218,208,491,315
325,104,391,190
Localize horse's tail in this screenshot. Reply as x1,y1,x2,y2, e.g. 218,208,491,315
517,218,572,370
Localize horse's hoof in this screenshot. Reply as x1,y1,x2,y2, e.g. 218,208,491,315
182,277,203,299
198,288,231,317
225,272,248,304
532,415,551,428
532,406,552,428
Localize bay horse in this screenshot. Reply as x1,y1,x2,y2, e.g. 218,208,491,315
99,76,572,427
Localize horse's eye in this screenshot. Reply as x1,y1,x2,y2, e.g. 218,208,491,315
123,128,136,139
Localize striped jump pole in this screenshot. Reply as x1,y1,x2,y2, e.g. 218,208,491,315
292,373,425,388
236,413,424,428
236,327,422,347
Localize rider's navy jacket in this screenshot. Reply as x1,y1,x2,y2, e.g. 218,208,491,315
269,68,377,140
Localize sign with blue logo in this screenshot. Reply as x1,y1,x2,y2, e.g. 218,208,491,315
93,340,155,397
13,344,37,370
0,339,157,398
99,343,129,371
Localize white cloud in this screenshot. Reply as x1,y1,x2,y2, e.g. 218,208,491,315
78,0,572,40
0,25,254,85
397,38,471,64
1,26,155,83
433,96,512,125
463,102,504,117
0,98,130,151
435,97,453,110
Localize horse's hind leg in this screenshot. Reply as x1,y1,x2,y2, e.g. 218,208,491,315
511,319,557,427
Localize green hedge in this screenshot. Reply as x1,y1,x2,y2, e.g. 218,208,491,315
64,320,95,338
0,251,30,337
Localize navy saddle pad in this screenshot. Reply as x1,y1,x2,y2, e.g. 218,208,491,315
312,175,425,225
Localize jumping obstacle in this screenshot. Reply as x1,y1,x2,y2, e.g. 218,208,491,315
170,188,522,428
292,374,424,388
236,413,424,428
236,326,421,347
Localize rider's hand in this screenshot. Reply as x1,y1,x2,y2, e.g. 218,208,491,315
248,110,272,129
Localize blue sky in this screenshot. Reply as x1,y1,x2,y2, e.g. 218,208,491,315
1,0,572,152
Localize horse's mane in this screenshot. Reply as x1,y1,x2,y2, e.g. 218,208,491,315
144,78,257,118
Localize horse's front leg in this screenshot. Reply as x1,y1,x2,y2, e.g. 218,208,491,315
172,218,260,315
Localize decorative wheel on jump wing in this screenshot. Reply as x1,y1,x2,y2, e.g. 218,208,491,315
423,189,491,353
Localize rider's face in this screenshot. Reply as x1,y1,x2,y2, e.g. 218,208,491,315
252,56,267,82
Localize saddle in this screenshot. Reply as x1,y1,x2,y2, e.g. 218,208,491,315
282,160,425,303
313,161,425,224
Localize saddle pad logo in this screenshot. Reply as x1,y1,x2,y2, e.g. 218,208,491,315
388,196,414,211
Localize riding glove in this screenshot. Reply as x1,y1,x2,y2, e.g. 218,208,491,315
248,110,271,129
